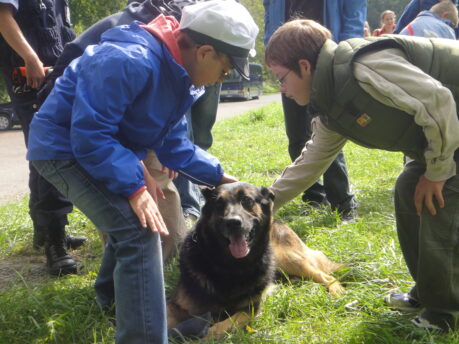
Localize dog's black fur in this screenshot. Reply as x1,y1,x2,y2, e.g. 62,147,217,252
168,182,275,325
167,182,343,339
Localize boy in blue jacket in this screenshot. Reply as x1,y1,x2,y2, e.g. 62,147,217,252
27,1,258,343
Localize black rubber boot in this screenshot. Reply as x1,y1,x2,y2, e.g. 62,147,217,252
33,225,46,250
66,235,88,250
34,227,87,251
45,224,78,276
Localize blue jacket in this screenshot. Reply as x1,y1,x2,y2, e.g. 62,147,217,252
263,0,367,45
400,10,456,39
27,21,223,198
394,0,459,37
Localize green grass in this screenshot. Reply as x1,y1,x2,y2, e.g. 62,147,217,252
1,102,458,343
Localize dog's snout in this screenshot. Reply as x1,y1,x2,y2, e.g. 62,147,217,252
224,217,242,229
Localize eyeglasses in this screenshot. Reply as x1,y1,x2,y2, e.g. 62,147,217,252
278,70,291,86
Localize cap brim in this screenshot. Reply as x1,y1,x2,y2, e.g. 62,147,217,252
230,56,250,80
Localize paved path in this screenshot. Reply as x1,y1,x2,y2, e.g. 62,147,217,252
0,93,281,205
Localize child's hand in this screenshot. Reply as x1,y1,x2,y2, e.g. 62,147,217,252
144,169,165,203
161,165,178,180
414,175,445,216
219,173,238,185
129,189,169,236
141,160,165,202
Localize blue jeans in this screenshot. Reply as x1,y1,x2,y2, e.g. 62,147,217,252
174,84,221,217
282,94,356,212
33,160,167,344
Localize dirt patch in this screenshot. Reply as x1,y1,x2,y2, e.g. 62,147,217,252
0,253,48,291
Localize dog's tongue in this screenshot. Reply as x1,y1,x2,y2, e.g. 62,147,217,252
229,234,249,259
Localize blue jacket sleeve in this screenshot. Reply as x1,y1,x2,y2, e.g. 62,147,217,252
70,46,150,198
324,0,366,42
263,0,286,46
155,116,224,187
339,0,367,41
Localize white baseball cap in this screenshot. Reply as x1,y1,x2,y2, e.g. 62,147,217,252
179,0,259,80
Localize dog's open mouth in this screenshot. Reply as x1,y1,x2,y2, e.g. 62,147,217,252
228,233,250,258
228,227,256,259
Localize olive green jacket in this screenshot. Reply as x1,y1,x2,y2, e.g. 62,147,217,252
272,36,459,211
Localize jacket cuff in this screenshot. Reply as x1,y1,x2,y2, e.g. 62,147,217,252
128,185,147,200
424,158,457,182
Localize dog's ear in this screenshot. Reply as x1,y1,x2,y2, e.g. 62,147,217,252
201,187,218,203
260,187,275,202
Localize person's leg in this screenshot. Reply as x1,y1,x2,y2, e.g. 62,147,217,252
395,161,459,330
282,94,327,204
322,151,357,214
143,151,188,263
3,68,84,247
34,159,168,344
173,109,203,219
3,75,83,274
190,83,221,150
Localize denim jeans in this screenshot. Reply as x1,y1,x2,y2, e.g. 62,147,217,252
282,94,356,212
394,160,459,327
33,160,167,344
174,84,221,217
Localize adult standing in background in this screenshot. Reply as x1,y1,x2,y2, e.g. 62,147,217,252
395,0,459,37
399,0,458,39
263,0,365,222
0,0,86,276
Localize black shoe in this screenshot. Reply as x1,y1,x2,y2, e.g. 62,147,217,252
45,242,78,276
66,235,87,250
34,233,87,250
339,209,357,224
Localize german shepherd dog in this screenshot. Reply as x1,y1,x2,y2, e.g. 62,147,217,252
167,182,343,340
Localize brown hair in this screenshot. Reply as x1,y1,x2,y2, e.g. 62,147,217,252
380,10,395,22
265,19,332,76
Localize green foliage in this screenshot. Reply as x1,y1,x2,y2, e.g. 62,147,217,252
1,103,458,343
70,0,126,35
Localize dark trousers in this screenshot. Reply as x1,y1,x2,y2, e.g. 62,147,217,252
3,68,72,231
282,94,356,212
395,160,459,326
174,83,221,217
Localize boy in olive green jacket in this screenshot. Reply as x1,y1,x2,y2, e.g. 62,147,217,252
266,19,459,331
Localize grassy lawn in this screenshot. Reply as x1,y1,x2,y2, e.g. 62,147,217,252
1,102,457,343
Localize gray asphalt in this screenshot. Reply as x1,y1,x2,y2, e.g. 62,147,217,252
0,93,281,205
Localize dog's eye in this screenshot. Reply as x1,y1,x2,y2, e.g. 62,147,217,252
241,196,254,209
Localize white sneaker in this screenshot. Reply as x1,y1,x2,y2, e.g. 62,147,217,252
411,316,443,331
384,293,422,312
